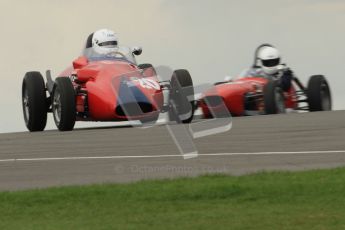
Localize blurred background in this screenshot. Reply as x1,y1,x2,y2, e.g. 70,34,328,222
0,0,344,133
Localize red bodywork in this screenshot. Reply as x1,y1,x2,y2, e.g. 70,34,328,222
58,57,163,121
199,77,298,117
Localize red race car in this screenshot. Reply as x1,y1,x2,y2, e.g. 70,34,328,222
22,46,195,131
199,70,332,117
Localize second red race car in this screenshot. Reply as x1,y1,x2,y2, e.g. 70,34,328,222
199,68,332,117
22,45,195,132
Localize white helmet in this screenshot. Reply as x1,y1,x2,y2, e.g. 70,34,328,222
86,29,118,55
257,46,281,75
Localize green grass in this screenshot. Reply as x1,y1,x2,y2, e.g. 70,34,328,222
1,168,345,230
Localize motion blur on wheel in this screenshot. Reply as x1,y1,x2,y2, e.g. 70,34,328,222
199,44,332,117
21,29,194,132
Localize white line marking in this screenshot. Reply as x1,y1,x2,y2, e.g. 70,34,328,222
0,150,344,163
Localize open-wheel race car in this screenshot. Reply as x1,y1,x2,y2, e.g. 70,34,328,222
199,58,332,117
22,46,195,131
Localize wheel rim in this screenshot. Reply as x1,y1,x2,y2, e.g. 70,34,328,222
53,90,62,124
22,87,30,124
320,82,331,111
275,88,286,113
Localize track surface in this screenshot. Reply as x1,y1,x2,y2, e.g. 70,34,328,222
0,111,344,191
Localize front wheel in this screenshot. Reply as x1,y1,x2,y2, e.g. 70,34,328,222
22,71,47,132
52,77,76,131
263,80,286,114
307,75,332,111
169,69,195,123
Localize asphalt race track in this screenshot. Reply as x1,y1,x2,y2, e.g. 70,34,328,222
0,111,344,191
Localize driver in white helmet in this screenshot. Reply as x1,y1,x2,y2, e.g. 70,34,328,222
84,28,142,63
85,29,119,58
245,44,293,92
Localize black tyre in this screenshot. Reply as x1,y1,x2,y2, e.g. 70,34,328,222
169,69,194,123
52,77,76,131
263,80,286,114
307,75,332,111
22,71,47,132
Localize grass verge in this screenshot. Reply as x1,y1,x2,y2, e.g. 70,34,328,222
1,168,345,230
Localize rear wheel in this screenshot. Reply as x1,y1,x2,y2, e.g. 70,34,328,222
22,71,47,132
169,69,194,123
307,75,332,111
52,77,76,131
263,80,286,114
